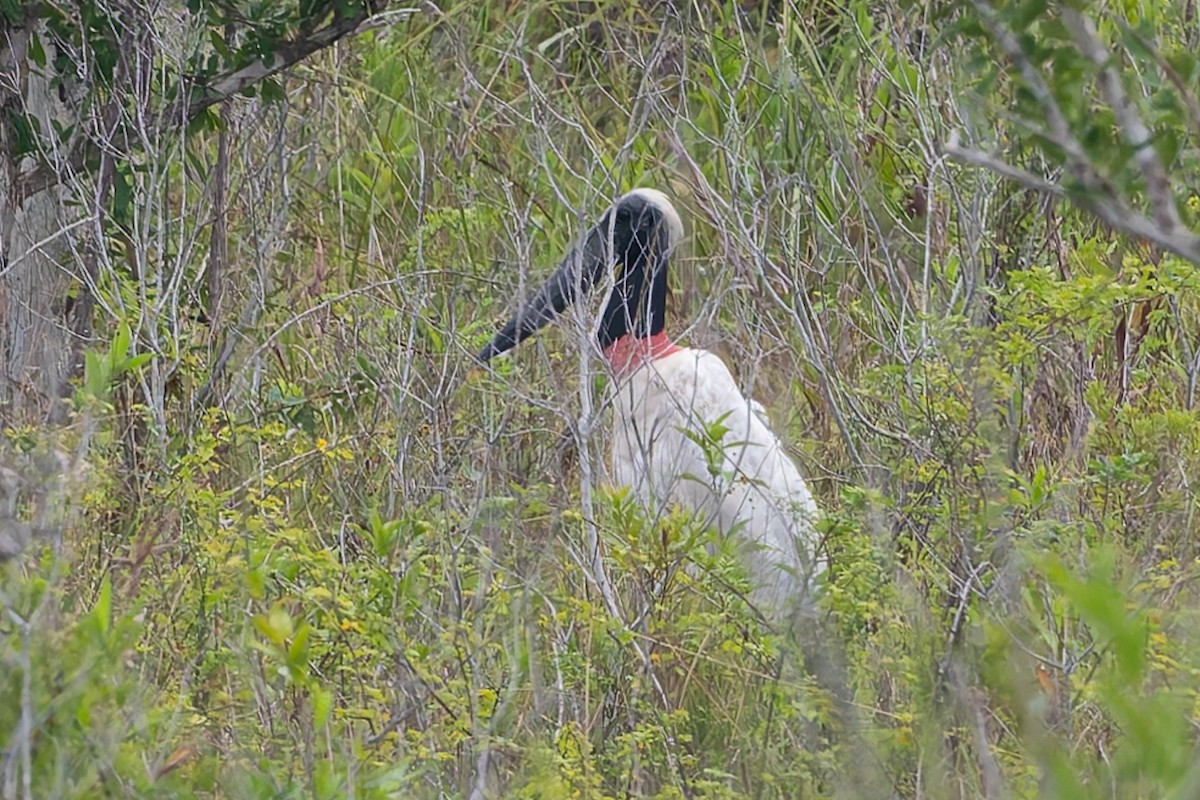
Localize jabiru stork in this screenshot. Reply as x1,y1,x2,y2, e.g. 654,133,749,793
478,188,823,616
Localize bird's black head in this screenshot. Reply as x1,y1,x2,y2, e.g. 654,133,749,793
478,188,683,362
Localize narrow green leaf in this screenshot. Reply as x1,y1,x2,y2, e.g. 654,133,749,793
288,623,311,665
28,31,46,68
93,576,112,636
120,353,155,374
8,112,41,158
312,686,333,727
110,321,132,369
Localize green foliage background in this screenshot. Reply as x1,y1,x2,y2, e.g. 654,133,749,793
4,0,1200,797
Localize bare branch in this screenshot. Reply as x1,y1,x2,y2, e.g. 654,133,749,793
1125,24,1200,144
942,134,1065,198
956,1,1200,266
169,3,388,124
1073,193,1200,265
944,136,1200,265
1063,8,1182,233
13,1,394,202
964,0,1100,190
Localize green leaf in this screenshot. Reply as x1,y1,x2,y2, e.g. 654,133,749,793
120,353,155,373
83,350,109,400
312,686,333,727
112,164,134,226
253,607,293,647
1010,0,1050,36
259,77,285,104
209,28,232,61
0,0,22,24
93,39,118,83
288,623,310,666
186,106,221,137
28,31,46,68
1166,50,1197,83
8,112,41,159
1044,548,1148,685
109,321,132,369
92,576,112,636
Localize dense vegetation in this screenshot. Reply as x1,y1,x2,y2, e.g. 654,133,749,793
3,0,1200,797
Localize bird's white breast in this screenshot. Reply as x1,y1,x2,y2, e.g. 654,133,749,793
608,347,823,614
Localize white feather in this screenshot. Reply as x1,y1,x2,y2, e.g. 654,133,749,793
609,347,823,614
622,187,684,249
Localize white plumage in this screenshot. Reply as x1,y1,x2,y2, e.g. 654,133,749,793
609,347,823,614
479,187,823,616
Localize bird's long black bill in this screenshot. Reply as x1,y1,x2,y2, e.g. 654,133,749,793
477,223,610,362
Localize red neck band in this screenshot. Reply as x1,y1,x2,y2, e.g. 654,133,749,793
602,332,681,377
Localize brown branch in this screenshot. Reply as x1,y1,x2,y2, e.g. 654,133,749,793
13,1,390,202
